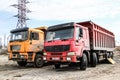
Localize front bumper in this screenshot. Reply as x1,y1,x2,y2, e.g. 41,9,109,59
43,55,77,62
9,52,34,62
9,52,27,60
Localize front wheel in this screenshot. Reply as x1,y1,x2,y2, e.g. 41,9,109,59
80,54,88,70
34,54,44,68
17,61,27,67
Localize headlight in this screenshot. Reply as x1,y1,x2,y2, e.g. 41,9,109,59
43,57,46,60
43,52,47,55
67,57,71,61
67,52,75,56
20,55,24,58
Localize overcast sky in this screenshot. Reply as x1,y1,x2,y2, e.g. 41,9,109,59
0,0,120,45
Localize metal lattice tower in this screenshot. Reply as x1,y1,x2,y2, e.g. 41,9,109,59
11,0,31,28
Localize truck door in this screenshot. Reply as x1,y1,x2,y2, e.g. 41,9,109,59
76,27,83,43
29,31,41,52
76,27,84,56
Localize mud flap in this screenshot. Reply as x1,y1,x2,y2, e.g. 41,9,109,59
107,58,116,64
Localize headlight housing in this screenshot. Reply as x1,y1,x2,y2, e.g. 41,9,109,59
67,52,75,56
43,52,47,56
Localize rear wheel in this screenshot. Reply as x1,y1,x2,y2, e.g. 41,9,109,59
90,52,97,67
34,54,44,68
17,61,27,67
80,54,88,70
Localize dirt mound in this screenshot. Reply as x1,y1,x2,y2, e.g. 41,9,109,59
114,46,120,51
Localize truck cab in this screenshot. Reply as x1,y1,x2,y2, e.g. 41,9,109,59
44,22,90,70
8,27,47,67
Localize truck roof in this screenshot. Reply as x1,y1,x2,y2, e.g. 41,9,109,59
10,27,29,33
47,22,74,31
10,26,47,33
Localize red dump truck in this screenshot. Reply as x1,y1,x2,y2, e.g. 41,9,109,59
43,21,115,70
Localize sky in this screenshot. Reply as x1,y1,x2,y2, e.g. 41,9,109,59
0,0,120,45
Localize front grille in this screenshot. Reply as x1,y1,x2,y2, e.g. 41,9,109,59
51,53,62,55
12,52,19,54
45,45,70,52
11,45,21,51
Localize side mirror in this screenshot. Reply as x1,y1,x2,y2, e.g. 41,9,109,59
30,32,33,40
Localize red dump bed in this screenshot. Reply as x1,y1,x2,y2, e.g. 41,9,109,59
78,21,115,51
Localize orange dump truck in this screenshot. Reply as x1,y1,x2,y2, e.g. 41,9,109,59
8,27,47,67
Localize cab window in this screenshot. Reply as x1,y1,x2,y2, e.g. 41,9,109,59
30,32,39,40
76,27,83,40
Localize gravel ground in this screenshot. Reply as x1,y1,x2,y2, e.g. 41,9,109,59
0,53,120,80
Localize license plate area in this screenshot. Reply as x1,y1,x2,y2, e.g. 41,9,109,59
12,54,18,58
52,57,60,60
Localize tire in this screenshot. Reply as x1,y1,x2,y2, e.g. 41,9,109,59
90,53,97,67
17,61,27,67
80,54,88,70
54,63,60,69
34,54,44,68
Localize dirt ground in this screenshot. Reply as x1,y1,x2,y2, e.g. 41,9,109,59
0,53,120,80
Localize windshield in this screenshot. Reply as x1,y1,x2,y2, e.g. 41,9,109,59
46,28,74,41
10,31,28,41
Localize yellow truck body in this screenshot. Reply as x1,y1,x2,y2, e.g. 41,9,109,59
8,26,47,67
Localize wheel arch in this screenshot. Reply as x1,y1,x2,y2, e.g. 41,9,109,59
36,50,44,55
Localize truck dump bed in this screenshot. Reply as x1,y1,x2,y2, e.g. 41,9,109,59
78,21,115,51
35,26,47,32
